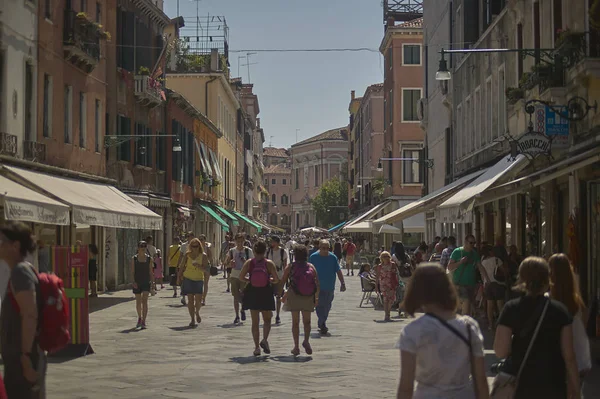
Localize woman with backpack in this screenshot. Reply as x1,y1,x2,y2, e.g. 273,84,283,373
280,245,320,356
239,241,280,356
375,251,399,322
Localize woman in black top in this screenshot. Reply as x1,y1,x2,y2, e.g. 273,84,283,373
88,244,99,297
131,241,153,329
333,241,343,264
494,256,579,398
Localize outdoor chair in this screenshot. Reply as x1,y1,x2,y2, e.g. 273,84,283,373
359,273,381,308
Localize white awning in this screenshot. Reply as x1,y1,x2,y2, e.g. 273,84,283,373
342,200,392,233
194,139,212,177
374,170,485,225
343,221,373,233
0,175,70,225
436,155,529,223
4,166,162,230
199,142,215,177
379,224,402,234
402,213,425,233
208,148,222,180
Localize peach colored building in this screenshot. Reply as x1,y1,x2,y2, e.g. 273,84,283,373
347,84,384,210
290,128,348,230
263,159,292,233
379,17,424,199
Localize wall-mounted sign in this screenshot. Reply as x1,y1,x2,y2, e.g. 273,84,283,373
510,130,552,160
535,105,569,148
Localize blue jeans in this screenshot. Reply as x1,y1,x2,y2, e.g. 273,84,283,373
316,290,335,328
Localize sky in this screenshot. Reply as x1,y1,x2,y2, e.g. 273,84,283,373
164,0,386,149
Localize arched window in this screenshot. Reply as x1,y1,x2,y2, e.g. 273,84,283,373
281,194,288,205
270,213,278,226
281,214,289,225
271,194,277,205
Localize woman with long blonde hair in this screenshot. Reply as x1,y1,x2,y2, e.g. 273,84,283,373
178,238,207,327
549,253,591,383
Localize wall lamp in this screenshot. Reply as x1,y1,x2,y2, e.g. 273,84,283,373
376,157,435,171
436,47,556,81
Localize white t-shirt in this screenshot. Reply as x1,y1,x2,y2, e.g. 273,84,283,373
397,314,484,399
266,246,288,278
147,244,157,258
229,247,253,278
481,256,503,285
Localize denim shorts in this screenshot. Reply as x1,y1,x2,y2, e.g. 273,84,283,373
182,278,204,295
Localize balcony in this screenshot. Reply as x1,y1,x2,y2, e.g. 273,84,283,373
23,141,46,162
225,198,236,210
0,132,17,156
63,9,101,72
134,75,164,108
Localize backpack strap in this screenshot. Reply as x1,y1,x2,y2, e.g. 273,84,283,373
245,248,250,260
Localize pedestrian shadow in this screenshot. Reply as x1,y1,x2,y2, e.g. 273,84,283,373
166,304,187,308
309,332,338,338
168,326,197,332
89,296,135,314
373,319,400,323
119,327,141,334
269,355,312,363
217,323,244,329
229,355,269,364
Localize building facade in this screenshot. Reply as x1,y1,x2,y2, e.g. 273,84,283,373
379,16,425,203
264,147,292,232
348,84,385,211
290,128,348,230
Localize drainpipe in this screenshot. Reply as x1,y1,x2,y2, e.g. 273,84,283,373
205,76,218,116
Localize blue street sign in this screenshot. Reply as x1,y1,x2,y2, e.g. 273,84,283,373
543,105,570,148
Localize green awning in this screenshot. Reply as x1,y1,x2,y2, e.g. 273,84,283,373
213,204,240,226
200,204,229,231
232,211,262,232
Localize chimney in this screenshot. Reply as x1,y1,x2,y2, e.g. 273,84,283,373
210,48,219,71
351,90,355,101
386,17,395,31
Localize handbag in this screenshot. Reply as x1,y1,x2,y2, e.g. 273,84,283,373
493,258,507,283
426,313,478,398
490,298,550,399
210,265,218,276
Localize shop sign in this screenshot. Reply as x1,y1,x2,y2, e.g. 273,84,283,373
535,105,569,148
511,130,552,160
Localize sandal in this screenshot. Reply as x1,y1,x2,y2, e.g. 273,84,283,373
260,340,271,354
196,313,202,323
302,341,313,355
189,321,197,328
291,347,300,356
253,348,261,356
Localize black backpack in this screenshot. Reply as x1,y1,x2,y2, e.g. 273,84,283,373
266,248,286,271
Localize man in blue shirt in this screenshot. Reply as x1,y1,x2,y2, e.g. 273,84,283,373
309,240,346,335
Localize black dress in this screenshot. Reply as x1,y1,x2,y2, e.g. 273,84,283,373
242,283,275,311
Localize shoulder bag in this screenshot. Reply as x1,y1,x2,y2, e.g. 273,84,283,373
490,298,550,399
426,313,478,398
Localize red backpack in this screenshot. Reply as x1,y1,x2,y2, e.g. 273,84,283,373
9,266,71,354
249,258,270,288
290,261,317,296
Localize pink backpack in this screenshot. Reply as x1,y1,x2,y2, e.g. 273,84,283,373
290,261,317,296
249,258,270,288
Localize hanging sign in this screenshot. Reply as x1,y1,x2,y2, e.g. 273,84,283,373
535,105,570,148
510,130,552,160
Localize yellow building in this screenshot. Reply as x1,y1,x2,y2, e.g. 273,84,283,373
167,70,240,211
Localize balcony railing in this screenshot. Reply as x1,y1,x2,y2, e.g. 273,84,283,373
0,132,17,156
63,9,100,72
23,141,46,162
134,75,164,108
225,198,236,210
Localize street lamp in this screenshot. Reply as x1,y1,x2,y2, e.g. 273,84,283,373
376,157,435,171
436,52,451,81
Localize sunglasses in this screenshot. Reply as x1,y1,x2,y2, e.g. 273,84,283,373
140,245,147,248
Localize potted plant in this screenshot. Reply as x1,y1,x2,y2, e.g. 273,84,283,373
211,178,221,187
76,12,89,21
138,66,150,76
519,72,538,91
505,87,525,104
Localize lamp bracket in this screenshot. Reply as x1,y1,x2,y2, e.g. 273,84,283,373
524,97,598,122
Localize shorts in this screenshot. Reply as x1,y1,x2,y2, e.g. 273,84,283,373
345,255,355,267
230,277,247,300
485,282,506,301
133,281,151,295
89,266,97,282
182,278,204,295
456,285,475,301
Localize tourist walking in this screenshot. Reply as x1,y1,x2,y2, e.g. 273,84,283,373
167,237,181,298
480,245,507,329
239,241,279,356
266,235,288,325
344,238,356,276
310,240,346,335
397,263,489,399
132,241,153,329
224,233,253,324
280,245,319,356
549,253,591,389
0,222,46,399
198,234,213,306
493,256,580,398
375,251,399,322
145,236,157,296
440,236,457,271
177,232,195,305
88,244,99,297
178,238,206,327
447,234,489,316
153,249,164,291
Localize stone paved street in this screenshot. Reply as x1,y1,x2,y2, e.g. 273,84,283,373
4,274,600,398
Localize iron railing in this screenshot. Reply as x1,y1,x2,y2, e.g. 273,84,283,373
0,132,17,156
23,140,46,162
63,9,100,62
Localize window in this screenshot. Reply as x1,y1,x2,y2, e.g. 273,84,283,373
474,88,481,150
456,104,462,158
25,63,34,141
282,178,287,185
402,89,421,122
94,100,101,152
403,45,421,65
45,0,52,19
517,24,523,78
498,66,506,139
271,194,277,205
264,179,268,185
271,178,276,185
533,1,541,64
387,47,393,70
388,90,393,125
295,213,299,229
487,77,494,144
157,131,166,171
95,2,101,23
295,169,299,189
270,213,278,226
80,0,87,12
79,92,86,148
43,74,52,138
484,78,492,145
281,194,289,205
315,165,319,186
402,148,423,184
465,96,472,152
118,115,131,162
